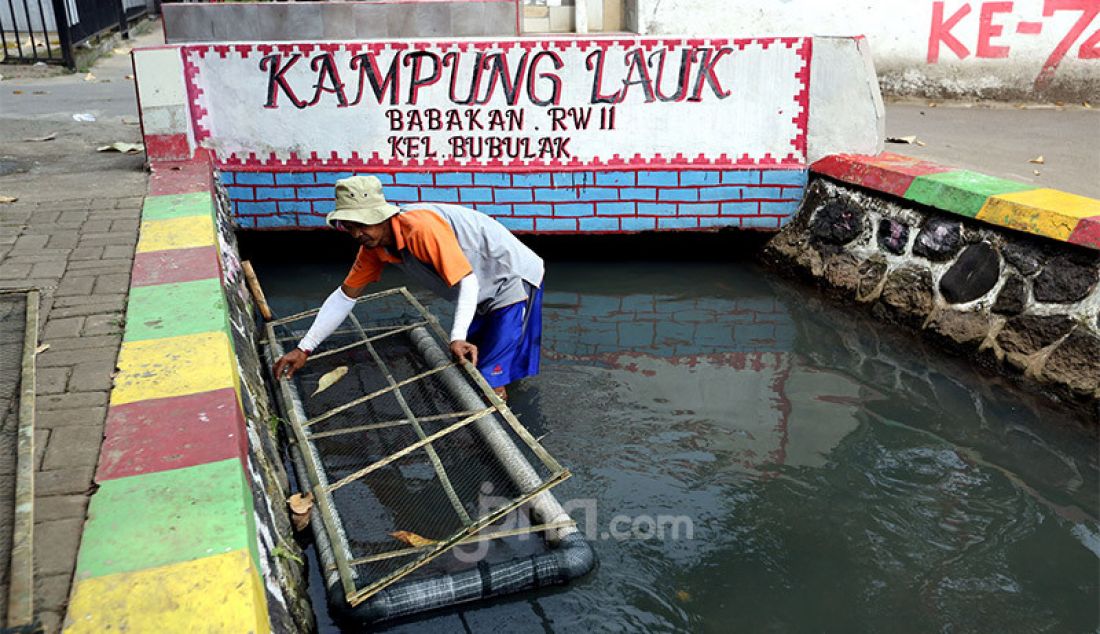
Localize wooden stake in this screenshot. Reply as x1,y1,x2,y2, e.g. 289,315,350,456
242,260,273,321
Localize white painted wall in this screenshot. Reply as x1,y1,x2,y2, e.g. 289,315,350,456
632,0,1100,100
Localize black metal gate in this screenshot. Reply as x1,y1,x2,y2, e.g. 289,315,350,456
1,0,148,68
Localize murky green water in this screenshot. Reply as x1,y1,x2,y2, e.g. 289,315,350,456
252,238,1099,633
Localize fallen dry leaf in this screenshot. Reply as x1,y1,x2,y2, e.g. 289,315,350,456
886,135,919,145
124,74,134,80
311,366,348,397
927,101,938,108
1033,170,1042,176
35,343,49,354
83,72,95,82
1029,155,1045,164
96,142,144,154
12,90,22,95
121,117,140,125
675,590,692,602
288,492,314,532
1084,101,1093,109
915,140,927,147
0,196,18,204
1054,100,1065,107
288,492,314,515
24,132,56,142
390,530,437,548
113,47,131,56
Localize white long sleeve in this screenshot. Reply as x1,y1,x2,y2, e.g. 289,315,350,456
450,274,479,342
298,287,357,352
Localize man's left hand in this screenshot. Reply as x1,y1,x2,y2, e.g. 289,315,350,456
450,340,478,367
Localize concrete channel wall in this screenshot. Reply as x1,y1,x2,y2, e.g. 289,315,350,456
765,153,1100,417
131,35,884,233
62,153,311,631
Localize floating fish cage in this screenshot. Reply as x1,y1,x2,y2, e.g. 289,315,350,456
263,287,596,627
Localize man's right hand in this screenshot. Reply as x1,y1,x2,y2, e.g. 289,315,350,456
273,348,309,380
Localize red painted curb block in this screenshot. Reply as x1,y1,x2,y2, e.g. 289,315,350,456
96,388,249,482
145,134,192,162
132,246,223,288
149,150,216,196
1069,216,1100,250
811,153,951,197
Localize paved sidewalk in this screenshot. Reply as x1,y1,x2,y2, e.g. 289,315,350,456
0,22,161,633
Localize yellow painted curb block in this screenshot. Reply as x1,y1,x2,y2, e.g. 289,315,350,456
111,331,240,406
977,189,1100,242
64,549,270,633
136,214,218,254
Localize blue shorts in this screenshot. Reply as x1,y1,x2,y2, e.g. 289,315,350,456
466,285,543,389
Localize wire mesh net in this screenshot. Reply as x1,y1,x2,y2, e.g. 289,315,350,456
267,288,569,605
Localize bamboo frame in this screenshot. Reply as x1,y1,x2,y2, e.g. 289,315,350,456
302,363,456,429
347,519,577,566
6,290,37,627
306,320,429,362
399,288,566,474
266,321,359,599
347,470,571,607
267,287,572,605
269,287,406,326
348,313,472,525
306,410,482,440
325,406,495,492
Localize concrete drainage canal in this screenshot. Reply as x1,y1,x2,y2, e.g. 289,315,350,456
243,231,1098,633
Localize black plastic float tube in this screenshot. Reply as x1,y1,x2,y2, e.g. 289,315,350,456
327,533,597,627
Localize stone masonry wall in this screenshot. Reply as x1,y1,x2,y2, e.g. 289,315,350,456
765,178,1100,419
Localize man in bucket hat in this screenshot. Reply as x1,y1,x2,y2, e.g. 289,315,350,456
272,175,545,400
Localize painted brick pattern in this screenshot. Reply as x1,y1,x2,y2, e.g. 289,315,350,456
220,169,808,232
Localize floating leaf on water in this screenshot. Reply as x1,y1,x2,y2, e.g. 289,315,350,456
311,365,348,396
675,590,692,602
1029,155,1045,164
390,530,437,548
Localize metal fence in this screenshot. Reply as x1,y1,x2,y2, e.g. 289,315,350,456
2,0,149,68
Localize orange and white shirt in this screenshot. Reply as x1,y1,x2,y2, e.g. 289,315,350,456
344,204,543,313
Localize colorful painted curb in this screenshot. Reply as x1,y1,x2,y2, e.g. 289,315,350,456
64,153,270,633
812,153,1100,250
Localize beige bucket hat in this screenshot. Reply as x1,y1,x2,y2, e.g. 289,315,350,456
326,176,401,228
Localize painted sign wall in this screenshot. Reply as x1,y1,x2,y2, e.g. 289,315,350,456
184,37,811,170
136,35,884,232
632,0,1099,100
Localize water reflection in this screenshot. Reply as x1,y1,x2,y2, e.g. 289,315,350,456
256,256,1098,633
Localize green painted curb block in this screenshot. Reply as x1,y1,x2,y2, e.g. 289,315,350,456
123,278,231,342
904,170,1037,218
142,192,215,222
75,459,260,580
